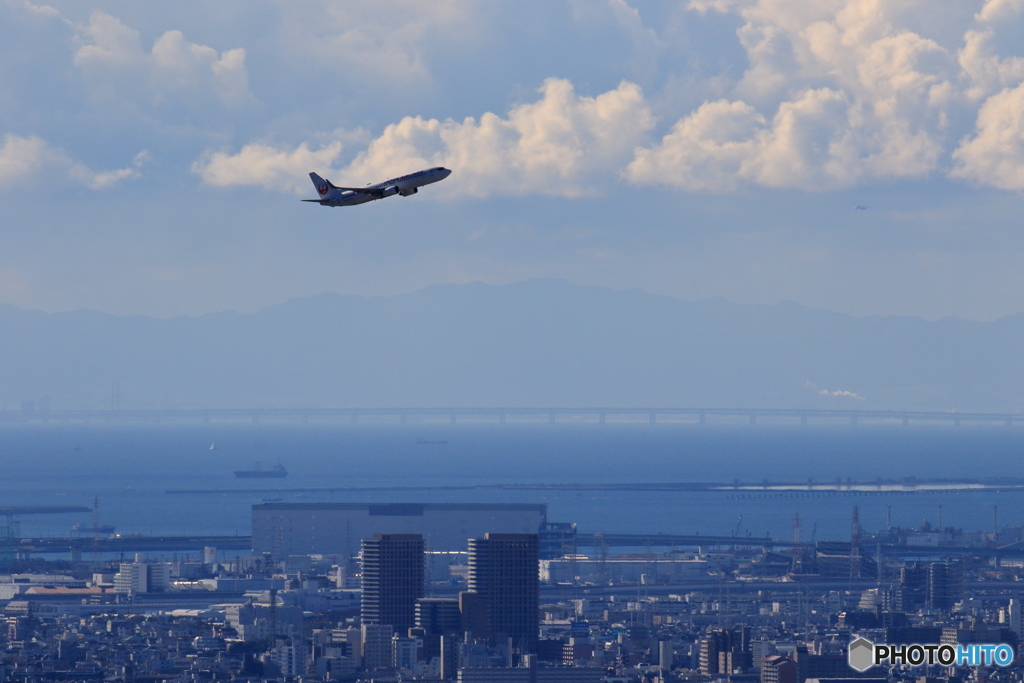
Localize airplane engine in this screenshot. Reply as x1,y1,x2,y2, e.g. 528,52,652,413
381,186,400,197
399,187,418,197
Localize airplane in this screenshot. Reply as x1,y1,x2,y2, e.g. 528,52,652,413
854,205,868,210
304,167,452,207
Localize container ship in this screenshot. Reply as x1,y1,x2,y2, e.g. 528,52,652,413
234,462,288,478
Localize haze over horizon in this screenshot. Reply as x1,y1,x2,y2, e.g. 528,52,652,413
3,278,1024,413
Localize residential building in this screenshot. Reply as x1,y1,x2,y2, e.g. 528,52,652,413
468,533,539,652
361,534,424,634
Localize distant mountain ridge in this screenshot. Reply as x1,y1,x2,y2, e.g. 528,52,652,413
0,279,1021,412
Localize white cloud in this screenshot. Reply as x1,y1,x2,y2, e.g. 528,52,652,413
20,1,64,20
626,0,1024,191
73,11,140,69
745,88,855,189
627,99,765,191
0,134,58,185
951,82,1024,189
629,85,942,191
11,0,1024,197
151,31,251,105
958,29,1024,101
193,142,344,194
976,0,1024,23
73,11,254,111
0,134,143,189
819,388,866,399
350,78,654,197
196,78,656,198
79,151,150,190
805,380,865,400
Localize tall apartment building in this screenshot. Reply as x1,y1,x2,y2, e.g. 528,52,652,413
896,561,963,612
361,534,424,635
928,561,963,610
895,562,928,612
113,558,170,594
468,533,539,652
699,628,752,675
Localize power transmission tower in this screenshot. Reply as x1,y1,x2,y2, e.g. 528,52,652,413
849,506,862,589
791,513,803,574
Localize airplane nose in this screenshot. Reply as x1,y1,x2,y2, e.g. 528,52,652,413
441,168,452,177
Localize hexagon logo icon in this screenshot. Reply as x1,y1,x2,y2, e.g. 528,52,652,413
848,637,875,672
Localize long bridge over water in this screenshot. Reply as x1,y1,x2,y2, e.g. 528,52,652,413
3,406,1024,426
11,532,1024,563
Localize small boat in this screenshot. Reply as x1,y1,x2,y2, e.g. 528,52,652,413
234,462,288,478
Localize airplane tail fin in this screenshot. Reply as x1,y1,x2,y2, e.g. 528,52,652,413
309,172,341,200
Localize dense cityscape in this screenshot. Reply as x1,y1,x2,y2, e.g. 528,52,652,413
6,1,1024,683
2,500,1024,683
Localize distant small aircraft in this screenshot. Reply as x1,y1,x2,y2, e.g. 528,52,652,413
304,167,452,207
854,205,868,210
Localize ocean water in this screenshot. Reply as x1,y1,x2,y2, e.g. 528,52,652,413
1,422,1023,549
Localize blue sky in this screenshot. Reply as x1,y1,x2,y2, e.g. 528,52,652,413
2,0,1024,320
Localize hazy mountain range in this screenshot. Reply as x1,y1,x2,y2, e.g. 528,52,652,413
1,279,1022,412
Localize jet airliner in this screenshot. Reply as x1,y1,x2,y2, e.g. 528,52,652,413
304,167,451,207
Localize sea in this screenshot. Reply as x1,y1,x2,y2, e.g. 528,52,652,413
1,422,1023,555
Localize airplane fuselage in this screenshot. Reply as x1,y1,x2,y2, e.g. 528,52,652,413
307,167,451,207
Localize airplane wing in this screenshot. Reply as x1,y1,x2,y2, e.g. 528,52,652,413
301,199,327,203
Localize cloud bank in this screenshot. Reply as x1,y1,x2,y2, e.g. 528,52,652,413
194,79,655,197
188,0,1024,196
628,0,1021,191
5,0,1024,196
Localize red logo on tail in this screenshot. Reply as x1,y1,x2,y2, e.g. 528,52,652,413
317,183,329,195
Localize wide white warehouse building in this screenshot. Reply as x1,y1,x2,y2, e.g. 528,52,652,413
252,502,548,556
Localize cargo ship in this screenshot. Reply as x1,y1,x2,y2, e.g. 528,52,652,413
234,462,288,478
71,523,116,536
72,498,114,536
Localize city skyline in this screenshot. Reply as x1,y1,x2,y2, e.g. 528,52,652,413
3,1,1024,679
